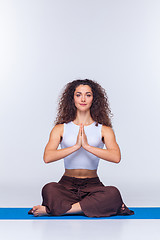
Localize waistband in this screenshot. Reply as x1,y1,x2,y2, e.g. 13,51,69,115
59,175,101,184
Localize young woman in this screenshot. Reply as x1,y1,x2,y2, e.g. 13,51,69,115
28,79,134,217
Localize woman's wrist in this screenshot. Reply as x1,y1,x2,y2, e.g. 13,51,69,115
82,143,90,150
73,144,81,151
73,144,90,151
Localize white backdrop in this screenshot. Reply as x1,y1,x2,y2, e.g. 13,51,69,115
0,0,160,207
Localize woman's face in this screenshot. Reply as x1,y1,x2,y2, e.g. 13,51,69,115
74,85,93,111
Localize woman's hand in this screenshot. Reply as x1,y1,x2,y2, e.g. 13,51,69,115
75,124,89,150
81,124,89,149
75,124,82,149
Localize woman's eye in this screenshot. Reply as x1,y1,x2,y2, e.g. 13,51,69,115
76,94,91,97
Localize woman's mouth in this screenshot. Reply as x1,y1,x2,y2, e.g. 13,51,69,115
80,104,87,106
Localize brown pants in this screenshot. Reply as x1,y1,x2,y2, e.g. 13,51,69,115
41,175,134,218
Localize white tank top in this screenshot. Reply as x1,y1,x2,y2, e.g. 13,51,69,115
60,121,104,170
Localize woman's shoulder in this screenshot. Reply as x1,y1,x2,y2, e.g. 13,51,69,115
51,123,64,136
53,123,64,129
101,125,114,137
101,124,112,129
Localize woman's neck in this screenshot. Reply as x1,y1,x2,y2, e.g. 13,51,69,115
73,111,93,125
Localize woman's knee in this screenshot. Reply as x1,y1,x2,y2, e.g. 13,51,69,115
42,182,58,195
105,186,121,198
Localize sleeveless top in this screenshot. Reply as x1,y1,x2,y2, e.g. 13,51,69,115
60,121,104,170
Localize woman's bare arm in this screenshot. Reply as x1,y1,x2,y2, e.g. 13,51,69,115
83,125,121,164
43,124,80,163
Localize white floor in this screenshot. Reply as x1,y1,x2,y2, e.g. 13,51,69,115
0,219,160,240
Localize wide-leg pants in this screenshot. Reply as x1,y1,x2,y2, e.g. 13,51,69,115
40,175,134,218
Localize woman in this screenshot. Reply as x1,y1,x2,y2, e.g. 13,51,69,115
28,79,134,217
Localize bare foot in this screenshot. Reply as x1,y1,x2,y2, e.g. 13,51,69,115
121,203,125,211
32,205,49,217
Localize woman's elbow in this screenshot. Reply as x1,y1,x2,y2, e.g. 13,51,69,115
43,158,48,164
115,157,121,163
115,154,121,163
43,155,49,164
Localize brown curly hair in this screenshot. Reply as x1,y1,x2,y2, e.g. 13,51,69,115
54,79,113,127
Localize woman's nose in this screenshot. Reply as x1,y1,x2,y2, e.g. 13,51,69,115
81,96,86,101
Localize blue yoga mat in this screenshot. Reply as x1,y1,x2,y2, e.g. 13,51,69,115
0,208,160,219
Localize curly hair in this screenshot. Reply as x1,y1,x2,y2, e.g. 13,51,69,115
54,79,113,128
